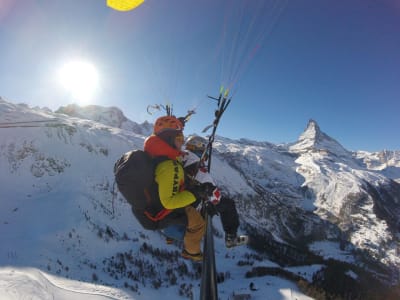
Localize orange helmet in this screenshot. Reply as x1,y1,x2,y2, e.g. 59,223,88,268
153,116,184,135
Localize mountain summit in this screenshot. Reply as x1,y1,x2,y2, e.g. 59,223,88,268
299,119,324,142
289,119,349,156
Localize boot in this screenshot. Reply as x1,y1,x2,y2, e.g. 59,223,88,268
181,249,203,262
225,233,249,248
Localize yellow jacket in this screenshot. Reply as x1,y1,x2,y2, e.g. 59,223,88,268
144,134,196,210
155,159,196,209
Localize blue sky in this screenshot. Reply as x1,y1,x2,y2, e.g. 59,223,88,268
0,0,399,151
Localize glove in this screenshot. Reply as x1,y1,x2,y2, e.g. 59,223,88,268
187,183,214,211
190,196,219,216
196,182,221,205
209,186,221,205
188,184,209,202
204,200,218,216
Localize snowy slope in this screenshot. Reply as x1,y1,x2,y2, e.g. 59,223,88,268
0,267,131,300
0,99,318,300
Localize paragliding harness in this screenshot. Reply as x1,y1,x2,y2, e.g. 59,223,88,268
113,150,172,230
113,108,195,230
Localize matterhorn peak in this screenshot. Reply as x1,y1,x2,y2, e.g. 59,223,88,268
289,119,349,156
299,119,322,142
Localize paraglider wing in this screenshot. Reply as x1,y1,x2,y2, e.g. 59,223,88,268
107,0,144,12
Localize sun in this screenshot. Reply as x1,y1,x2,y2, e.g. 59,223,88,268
58,60,99,104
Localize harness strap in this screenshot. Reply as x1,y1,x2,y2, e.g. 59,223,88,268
143,187,172,221
144,208,172,221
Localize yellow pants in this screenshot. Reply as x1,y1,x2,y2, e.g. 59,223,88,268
183,206,205,254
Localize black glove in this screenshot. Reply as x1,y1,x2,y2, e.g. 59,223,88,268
187,184,209,202
204,200,218,216
187,183,215,210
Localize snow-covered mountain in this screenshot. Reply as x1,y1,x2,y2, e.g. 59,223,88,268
56,103,153,136
1,98,399,299
355,149,400,183
221,120,399,261
213,121,399,269
289,121,399,258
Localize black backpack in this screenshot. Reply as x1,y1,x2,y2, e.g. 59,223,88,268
114,150,159,230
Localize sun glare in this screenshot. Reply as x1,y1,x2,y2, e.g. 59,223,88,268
58,60,99,104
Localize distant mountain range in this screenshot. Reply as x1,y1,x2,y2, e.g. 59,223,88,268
1,98,399,299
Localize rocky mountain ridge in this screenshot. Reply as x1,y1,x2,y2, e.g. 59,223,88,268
56,103,153,136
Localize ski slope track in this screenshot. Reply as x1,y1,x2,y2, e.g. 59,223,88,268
0,98,399,299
